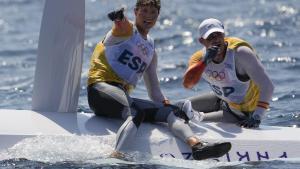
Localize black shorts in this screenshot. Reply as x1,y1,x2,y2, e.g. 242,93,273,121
87,82,128,118
87,82,174,122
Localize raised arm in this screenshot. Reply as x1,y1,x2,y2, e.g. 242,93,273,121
183,51,206,89
183,46,219,89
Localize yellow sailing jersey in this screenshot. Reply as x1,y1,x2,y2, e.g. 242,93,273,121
225,37,260,112
87,43,126,86
87,19,134,91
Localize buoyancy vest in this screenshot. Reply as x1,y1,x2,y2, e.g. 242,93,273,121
104,30,154,86
201,37,260,112
88,28,154,89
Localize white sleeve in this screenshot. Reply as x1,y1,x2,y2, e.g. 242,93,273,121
103,30,129,46
236,46,274,118
143,51,167,103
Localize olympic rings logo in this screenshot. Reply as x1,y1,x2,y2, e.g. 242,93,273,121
137,42,149,57
206,69,226,81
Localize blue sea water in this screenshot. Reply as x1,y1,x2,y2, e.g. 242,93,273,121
0,0,300,168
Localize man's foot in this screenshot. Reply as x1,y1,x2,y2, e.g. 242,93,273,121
192,142,231,160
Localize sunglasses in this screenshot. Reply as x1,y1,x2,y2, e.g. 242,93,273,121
206,32,224,41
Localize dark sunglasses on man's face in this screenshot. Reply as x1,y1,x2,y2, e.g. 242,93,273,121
206,32,224,41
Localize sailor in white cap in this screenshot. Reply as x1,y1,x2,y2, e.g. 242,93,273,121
183,18,274,129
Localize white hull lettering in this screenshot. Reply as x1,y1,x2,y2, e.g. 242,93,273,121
160,151,288,161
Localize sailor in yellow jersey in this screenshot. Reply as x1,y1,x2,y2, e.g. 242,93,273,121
87,1,231,160
183,18,274,128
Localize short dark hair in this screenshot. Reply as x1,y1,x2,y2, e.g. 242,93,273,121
136,0,161,12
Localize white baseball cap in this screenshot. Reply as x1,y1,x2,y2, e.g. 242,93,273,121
198,18,224,39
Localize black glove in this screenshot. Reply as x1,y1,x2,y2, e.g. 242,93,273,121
107,8,124,21
202,46,219,64
238,114,261,128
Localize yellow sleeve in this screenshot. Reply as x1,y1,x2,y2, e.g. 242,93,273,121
188,50,203,67
111,17,133,37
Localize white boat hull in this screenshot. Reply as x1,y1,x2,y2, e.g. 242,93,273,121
6,0,299,163
1,109,300,162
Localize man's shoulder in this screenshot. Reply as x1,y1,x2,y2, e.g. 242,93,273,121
226,37,254,51
225,36,246,42
235,45,260,67
236,45,254,54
